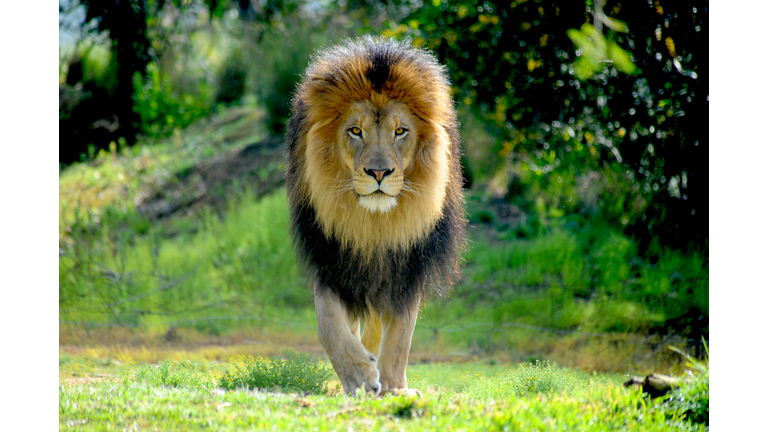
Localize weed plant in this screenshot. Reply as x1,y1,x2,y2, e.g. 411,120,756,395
135,359,215,392
218,350,332,395
663,343,709,426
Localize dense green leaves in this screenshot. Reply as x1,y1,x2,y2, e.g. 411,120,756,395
132,62,214,138
400,0,708,252
567,23,637,79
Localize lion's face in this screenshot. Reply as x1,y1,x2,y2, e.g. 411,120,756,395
337,100,420,214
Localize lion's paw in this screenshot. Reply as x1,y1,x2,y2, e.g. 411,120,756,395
335,348,381,396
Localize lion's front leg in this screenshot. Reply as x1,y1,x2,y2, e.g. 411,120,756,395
377,297,421,396
314,283,381,396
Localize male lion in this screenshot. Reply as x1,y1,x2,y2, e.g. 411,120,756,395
285,38,467,395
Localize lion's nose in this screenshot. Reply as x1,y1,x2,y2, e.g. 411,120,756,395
364,167,395,184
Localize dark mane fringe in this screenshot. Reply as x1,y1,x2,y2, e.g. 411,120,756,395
285,37,467,320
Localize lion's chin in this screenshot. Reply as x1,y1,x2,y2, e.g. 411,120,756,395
358,193,398,214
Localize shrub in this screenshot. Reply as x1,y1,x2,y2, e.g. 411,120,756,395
132,62,213,138
218,350,333,395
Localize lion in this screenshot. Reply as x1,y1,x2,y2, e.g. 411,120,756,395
285,37,467,396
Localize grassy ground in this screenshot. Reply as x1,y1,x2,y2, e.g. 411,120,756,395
59,348,708,431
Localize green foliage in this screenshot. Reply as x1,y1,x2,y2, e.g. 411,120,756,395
255,29,312,135
65,1,305,149
464,360,585,399
135,360,215,392
390,395,429,419
59,40,119,91
456,107,499,185
420,212,707,344
60,171,707,351
664,343,709,426
132,62,213,138
215,52,248,106
567,22,636,80
59,190,308,332
400,0,707,251
218,350,332,395
248,17,350,136
59,187,707,346
668,370,709,425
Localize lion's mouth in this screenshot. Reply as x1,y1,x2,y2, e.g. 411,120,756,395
358,189,396,198
358,191,398,213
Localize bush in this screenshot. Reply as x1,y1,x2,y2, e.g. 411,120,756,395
132,62,213,138
400,0,708,252
218,350,333,395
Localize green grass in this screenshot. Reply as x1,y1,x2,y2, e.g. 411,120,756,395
135,359,217,392
59,189,311,333
59,106,267,239
463,359,612,399
218,350,333,394
59,352,708,431
407,361,511,392
59,183,708,372
127,350,333,395
59,187,707,333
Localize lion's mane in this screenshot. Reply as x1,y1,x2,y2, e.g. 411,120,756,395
286,37,467,319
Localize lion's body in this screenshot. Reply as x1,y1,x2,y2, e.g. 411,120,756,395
285,37,467,395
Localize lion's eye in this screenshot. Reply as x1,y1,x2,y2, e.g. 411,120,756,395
348,127,362,139
394,127,408,137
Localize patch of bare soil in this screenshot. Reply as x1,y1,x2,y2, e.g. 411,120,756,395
136,135,285,220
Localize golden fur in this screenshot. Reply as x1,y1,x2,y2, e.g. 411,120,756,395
288,39,460,260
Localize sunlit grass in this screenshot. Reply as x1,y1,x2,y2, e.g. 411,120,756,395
59,189,311,332
58,106,265,241
407,360,510,393
59,185,707,373
59,350,708,431
218,350,333,394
